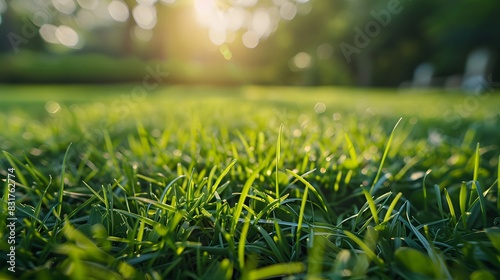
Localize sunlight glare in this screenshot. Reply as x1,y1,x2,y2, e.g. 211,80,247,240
193,0,307,48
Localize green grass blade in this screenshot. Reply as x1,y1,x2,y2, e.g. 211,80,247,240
103,130,119,171
370,117,402,194
82,181,105,203
274,220,290,259
286,169,327,213
444,188,456,225
248,263,305,280
160,175,185,204
236,130,255,163
422,170,431,211
276,124,283,199
33,176,52,226
129,197,177,212
383,192,402,223
56,143,72,218
254,194,288,222
473,181,487,228
344,133,359,168
405,202,451,278
473,142,480,182
434,184,444,218
362,187,380,225
297,179,309,255
231,162,265,235
210,159,237,197
238,213,252,270
497,156,500,210
254,224,285,263
2,151,29,188
343,230,384,267
136,121,152,156
459,181,467,229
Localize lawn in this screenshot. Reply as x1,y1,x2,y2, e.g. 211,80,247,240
1,85,499,279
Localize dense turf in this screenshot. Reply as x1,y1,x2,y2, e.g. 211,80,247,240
1,85,499,279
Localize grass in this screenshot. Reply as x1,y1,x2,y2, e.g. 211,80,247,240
0,85,499,279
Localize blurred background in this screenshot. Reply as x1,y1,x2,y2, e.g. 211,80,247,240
0,0,499,88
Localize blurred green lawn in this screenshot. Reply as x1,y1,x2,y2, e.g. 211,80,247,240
1,84,498,132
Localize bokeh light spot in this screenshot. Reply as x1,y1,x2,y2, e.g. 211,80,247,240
45,101,61,114
133,4,157,30
137,0,157,5
314,102,326,114
108,0,129,22
252,9,271,37
280,2,297,20
226,7,246,31
235,0,258,7
39,24,59,44
77,0,98,10
55,25,79,47
52,0,77,15
242,30,259,48
220,45,232,60
293,52,312,69
209,28,226,45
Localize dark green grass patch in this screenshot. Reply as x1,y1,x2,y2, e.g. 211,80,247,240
0,85,499,279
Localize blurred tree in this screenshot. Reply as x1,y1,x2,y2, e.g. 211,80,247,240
1,0,499,85
424,0,500,77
